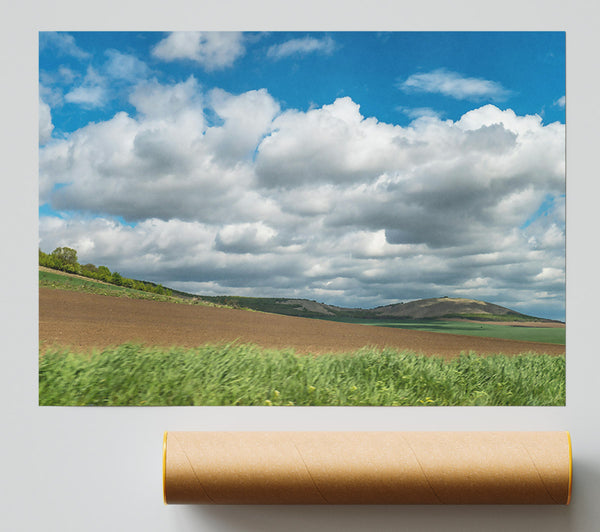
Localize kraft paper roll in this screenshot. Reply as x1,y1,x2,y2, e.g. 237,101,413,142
163,431,572,505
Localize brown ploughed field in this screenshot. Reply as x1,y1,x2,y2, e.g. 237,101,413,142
39,288,565,359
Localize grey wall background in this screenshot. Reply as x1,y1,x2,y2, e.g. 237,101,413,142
2,1,599,530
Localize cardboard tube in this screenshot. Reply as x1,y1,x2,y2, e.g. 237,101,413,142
163,431,572,505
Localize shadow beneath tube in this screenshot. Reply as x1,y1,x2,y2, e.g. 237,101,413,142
167,456,600,532
176,502,573,532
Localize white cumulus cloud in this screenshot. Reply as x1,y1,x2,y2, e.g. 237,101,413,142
267,36,336,59
554,95,566,108
256,97,405,187
39,84,565,317
64,66,108,108
215,222,278,253
152,32,245,70
39,98,53,145
400,68,511,101
39,32,90,59
104,49,150,81
205,88,280,163
40,78,279,224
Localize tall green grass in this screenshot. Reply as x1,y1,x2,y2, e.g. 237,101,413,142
39,344,565,406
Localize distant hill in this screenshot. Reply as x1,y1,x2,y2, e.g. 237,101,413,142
371,297,545,321
192,295,360,318
198,294,558,323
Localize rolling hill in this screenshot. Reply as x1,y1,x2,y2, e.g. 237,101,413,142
370,297,549,321
198,295,558,323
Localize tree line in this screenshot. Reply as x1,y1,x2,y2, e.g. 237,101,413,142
39,247,172,296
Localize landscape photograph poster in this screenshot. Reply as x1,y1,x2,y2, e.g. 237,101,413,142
38,31,565,407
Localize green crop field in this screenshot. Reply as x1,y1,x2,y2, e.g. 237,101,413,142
327,318,565,345
39,343,565,406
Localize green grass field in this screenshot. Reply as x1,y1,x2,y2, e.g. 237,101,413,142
40,269,163,297
39,270,220,306
327,318,565,345
39,343,565,406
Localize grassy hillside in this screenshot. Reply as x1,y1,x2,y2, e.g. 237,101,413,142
39,270,222,307
195,295,360,317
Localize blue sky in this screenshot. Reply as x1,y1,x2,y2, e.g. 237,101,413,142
39,31,566,319
41,32,565,134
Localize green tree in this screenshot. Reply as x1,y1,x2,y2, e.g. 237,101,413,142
110,272,123,286
122,277,135,289
51,247,78,266
97,266,111,282
39,249,52,267
81,263,98,273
